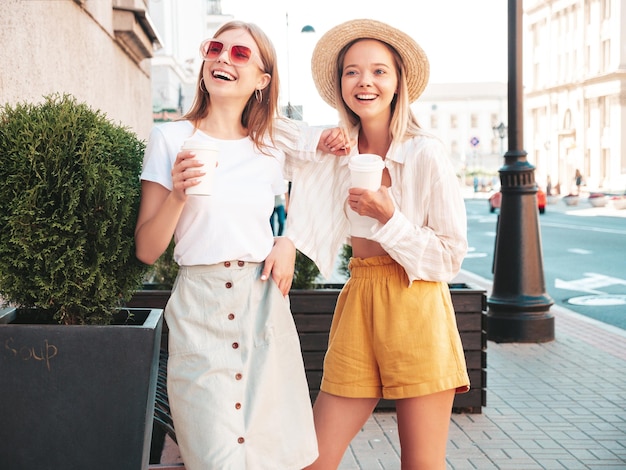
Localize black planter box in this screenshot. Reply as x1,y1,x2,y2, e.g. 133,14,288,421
127,289,172,350
0,307,163,469
291,283,487,413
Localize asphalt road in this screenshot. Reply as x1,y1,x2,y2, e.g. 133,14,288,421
463,193,626,330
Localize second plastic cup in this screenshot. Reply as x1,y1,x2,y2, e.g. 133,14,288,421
182,139,219,196
348,154,384,190
346,154,385,237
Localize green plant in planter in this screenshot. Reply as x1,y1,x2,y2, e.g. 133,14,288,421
144,238,179,289
292,250,321,289
338,244,352,279
292,244,352,289
0,94,149,325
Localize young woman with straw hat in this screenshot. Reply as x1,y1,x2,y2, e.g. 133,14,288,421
284,19,470,469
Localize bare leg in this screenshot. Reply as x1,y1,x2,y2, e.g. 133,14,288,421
395,389,455,470
304,391,379,470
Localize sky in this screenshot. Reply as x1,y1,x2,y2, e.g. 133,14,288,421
217,0,509,124
219,0,508,83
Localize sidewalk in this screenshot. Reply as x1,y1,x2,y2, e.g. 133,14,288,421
155,268,626,469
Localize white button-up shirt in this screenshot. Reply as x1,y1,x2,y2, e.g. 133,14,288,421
283,124,468,285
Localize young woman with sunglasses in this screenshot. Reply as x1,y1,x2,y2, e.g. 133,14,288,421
134,20,347,470
284,19,471,469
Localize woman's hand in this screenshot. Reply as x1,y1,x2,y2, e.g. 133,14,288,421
261,237,296,296
171,150,206,200
319,127,355,156
348,186,395,224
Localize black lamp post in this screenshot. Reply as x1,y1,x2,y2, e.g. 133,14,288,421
487,0,554,343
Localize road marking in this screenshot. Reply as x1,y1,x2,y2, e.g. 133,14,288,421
540,221,626,235
555,272,626,294
465,247,489,259
567,248,593,255
568,295,626,306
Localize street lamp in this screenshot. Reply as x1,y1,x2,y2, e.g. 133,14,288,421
492,121,507,156
285,14,315,119
486,0,554,343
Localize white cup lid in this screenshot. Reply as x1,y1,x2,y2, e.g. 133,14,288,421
182,139,219,150
348,154,384,171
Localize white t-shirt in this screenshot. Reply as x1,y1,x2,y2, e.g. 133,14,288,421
141,120,287,266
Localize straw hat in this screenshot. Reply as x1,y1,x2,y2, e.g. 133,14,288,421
311,19,429,108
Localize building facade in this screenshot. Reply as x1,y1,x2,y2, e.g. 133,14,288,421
0,0,160,140
415,82,508,189
148,0,230,123
524,0,626,195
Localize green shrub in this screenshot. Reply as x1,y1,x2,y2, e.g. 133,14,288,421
338,244,352,278
292,244,352,289
292,250,321,289
144,238,179,288
0,94,149,324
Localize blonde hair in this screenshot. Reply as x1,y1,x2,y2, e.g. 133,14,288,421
182,21,280,152
333,39,424,147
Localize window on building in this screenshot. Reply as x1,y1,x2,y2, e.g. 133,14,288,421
563,109,572,129
470,114,478,129
430,114,438,129
602,0,611,19
206,0,222,15
601,39,610,72
600,96,609,128
491,137,499,155
450,114,458,129
535,62,541,88
556,11,562,81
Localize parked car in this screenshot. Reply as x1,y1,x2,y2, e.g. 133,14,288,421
489,188,546,214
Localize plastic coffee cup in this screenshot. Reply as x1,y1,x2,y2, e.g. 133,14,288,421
348,154,384,190
182,139,219,196
347,154,385,237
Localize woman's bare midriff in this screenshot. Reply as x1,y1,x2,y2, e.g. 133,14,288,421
351,236,388,259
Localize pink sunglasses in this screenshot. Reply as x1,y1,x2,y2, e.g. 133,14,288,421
200,39,264,69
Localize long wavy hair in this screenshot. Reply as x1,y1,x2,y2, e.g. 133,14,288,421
333,39,424,148
182,21,280,152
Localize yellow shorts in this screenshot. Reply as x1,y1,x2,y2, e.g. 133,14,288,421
321,255,470,400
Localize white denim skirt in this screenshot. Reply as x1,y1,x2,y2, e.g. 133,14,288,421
165,261,318,470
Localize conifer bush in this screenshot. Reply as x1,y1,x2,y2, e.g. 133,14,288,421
292,250,321,290
0,94,149,324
